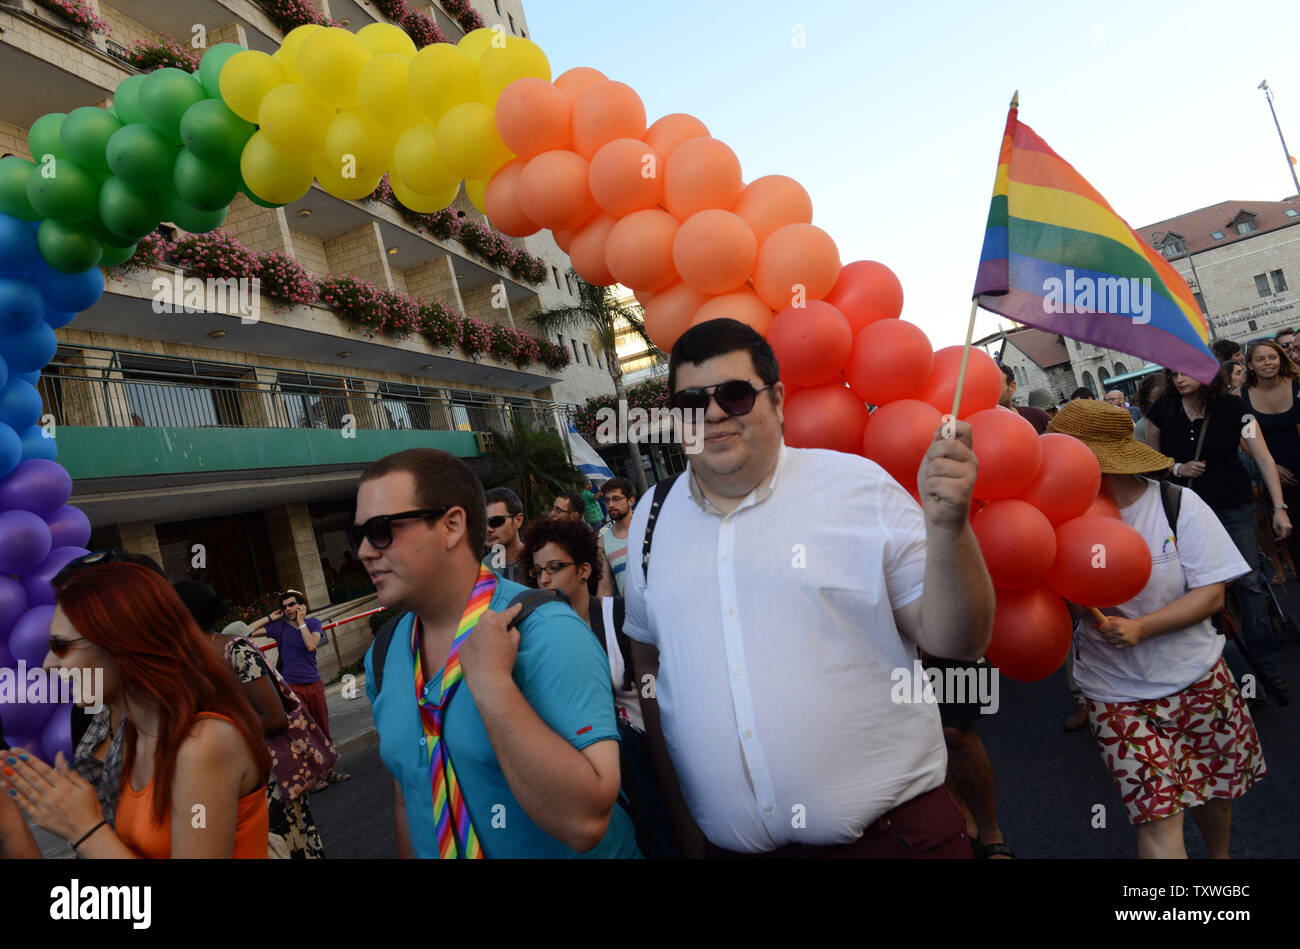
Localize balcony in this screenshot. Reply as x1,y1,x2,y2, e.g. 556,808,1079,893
107,0,284,53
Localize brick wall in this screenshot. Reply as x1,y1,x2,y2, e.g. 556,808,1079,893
288,229,330,279
224,195,292,255
324,223,391,287
97,3,158,49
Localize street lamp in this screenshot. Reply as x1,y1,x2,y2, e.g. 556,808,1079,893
1259,80,1300,198
1152,231,1217,341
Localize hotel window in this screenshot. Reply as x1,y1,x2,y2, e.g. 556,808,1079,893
1272,269,1288,293
1286,209,1299,218
1211,231,1225,240
1237,220,1256,235
1255,274,1272,297
508,13,516,33
571,338,581,361
565,273,574,295
583,343,592,366
552,266,561,289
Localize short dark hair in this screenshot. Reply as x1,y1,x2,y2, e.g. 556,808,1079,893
554,491,585,515
360,448,487,555
602,476,635,500
999,363,1015,384
668,318,780,394
519,517,602,585
1275,327,1296,340
484,486,523,517
173,580,227,632
1211,339,1241,362
1070,386,1096,400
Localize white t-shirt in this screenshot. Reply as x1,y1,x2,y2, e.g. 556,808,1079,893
1072,478,1249,704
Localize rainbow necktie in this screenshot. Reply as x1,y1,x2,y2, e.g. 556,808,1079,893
413,565,497,859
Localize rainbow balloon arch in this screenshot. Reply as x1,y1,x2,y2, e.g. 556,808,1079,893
0,23,1154,759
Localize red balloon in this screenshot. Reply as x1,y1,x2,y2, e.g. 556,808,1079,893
916,346,1002,420
971,500,1058,591
860,399,941,491
783,384,869,454
1045,516,1153,608
844,319,933,406
766,301,852,388
984,586,1074,682
568,213,618,286
968,408,1043,500
483,158,540,237
1016,433,1103,525
825,260,904,335
1083,494,1122,519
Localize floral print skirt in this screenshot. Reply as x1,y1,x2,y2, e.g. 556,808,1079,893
1086,658,1266,824
268,772,325,859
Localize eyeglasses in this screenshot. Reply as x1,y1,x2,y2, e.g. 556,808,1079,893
51,550,123,587
528,561,575,578
670,380,772,417
48,636,89,658
346,507,450,551
487,515,511,529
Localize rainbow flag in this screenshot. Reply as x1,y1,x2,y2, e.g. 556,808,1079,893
973,101,1219,383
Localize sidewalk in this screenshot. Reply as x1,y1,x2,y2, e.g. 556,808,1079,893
323,671,378,759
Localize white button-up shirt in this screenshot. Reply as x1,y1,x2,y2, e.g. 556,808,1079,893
624,444,947,852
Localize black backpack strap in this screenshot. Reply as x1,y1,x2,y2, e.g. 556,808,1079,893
1160,479,1183,544
369,612,407,696
640,472,682,578
507,589,566,628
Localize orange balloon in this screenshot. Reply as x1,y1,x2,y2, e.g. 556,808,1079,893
752,223,841,312
971,499,1058,591
644,113,710,160
693,290,773,336
916,346,1002,420
588,137,664,217
861,399,942,491
783,384,869,454
1017,433,1103,524
663,137,743,221
568,213,618,286
1046,516,1152,608
643,282,710,352
635,288,657,305
845,318,933,406
553,66,607,104
825,260,905,335
766,301,853,387
672,209,756,295
605,208,679,291
516,150,596,231
494,77,571,160
1083,493,1122,518
732,175,813,245
571,80,646,160
985,586,1074,682
968,408,1043,500
483,158,539,237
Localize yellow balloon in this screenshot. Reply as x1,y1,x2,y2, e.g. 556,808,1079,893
257,83,335,154
390,174,459,214
465,177,488,214
392,121,460,197
297,27,371,109
407,44,480,122
435,101,514,180
220,50,288,124
312,154,383,201
277,24,324,83
458,27,500,63
478,36,551,103
357,22,416,58
240,131,314,205
357,54,421,132
324,110,396,181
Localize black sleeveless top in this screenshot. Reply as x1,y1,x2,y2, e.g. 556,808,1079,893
1244,379,1300,470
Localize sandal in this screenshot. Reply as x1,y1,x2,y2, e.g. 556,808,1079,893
326,769,352,784
311,779,331,793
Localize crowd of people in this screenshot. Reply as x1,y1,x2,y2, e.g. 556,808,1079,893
1,317,1292,860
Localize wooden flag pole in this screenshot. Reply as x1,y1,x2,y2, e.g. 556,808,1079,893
949,298,981,424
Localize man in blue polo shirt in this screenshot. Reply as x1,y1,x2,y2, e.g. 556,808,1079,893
358,448,640,858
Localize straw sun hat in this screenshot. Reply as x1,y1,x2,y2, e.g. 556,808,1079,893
1045,399,1174,475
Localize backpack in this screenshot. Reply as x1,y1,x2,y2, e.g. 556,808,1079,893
1159,478,1183,546
639,472,682,579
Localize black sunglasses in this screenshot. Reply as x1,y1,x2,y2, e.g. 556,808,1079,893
346,507,449,551
487,515,511,529
528,561,576,578
670,380,772,417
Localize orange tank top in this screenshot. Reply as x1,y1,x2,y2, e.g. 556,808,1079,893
115,712,269,859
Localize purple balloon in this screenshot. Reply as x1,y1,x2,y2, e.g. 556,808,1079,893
0,459,72,517
23,545,88,607
0,574,28,641
0,509,51,574
0,696,56,738
6,604,55,667
2,731,40,755
46,504,91,549
40,700,72,764
0,635,14,670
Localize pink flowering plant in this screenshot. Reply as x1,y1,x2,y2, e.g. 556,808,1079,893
317,274,388,338
125,34,200,72
441,0,485,32
402,10,448,47
537,339,572,372
459,317,493,358
378,288,422,340
576,380,669,440
112,228,171,273
170,229,262,281
419,300,462,349
35,0,110,33
371,176,458,240
257,252,317,305
258,0,332,33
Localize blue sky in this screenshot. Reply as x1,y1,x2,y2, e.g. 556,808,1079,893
523,0,1300,349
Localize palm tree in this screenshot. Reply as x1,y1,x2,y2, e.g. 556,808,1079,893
485,421,584,521
527,270,659,497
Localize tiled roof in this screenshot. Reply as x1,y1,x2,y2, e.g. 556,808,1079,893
1000,327,1070,369
1137,196,1300,257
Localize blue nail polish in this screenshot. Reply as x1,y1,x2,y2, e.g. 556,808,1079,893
6,790,14,796
17,754,27,761
4,757,14,765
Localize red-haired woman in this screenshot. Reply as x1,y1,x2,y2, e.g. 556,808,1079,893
0,563,271,858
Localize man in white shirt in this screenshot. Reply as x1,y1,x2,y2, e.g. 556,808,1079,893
625,319,995,858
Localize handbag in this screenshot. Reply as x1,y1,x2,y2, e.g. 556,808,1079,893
229,637,337,801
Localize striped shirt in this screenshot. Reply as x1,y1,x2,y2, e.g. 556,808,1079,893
599,524,630,596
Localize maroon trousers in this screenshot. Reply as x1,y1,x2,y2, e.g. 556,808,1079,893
703,786,973,859
289,680,331,743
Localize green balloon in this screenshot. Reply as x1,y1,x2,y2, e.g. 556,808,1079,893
59,106,123,178
28,113,68,163
97,239,138,268
239,182,283,210
25,158,99,223
198,43,247,100
166,194,227,233
92,214,139,249
37,219,103,273
113,74,149,126
172,149,239,212
0,157,40,221
179,99,254,167
106,124,179,190
98,175,167,242
139,68,206,142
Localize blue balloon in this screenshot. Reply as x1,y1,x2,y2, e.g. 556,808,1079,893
18,424,56,463
0,321,55,373
11,370,40,386
0,379,41,430
0,421,22,478
44,309,77,329
0,276,46,334
0,214,39,276
25,255,103,314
